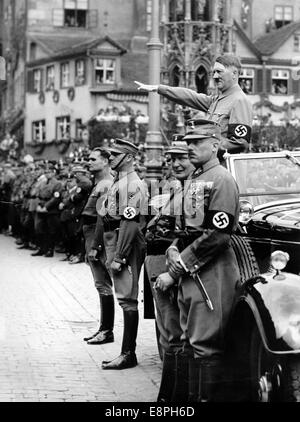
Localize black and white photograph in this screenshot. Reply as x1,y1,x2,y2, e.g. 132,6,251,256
0,0,300,408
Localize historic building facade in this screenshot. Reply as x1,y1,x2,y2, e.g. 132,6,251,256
0,0,151,153
1,0,300,154
0,0,26,149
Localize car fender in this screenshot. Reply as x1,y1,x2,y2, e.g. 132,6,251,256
237,272,300,355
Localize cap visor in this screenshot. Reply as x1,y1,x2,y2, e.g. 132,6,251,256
167,148,188,154
109,147,124,154
183,134,211,140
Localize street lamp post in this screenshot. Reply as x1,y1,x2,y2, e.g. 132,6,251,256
145,0,164,182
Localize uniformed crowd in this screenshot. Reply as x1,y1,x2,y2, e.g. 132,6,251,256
0,53,253,402
0,160,90,262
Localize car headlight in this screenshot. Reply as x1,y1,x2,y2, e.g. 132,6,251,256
271,250,290,271
239,200,254,224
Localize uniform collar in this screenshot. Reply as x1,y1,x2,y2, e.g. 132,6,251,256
114,169,136,183
192,158,220,177
218,84,241,100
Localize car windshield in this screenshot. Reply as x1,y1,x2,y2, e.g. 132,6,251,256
232,155,300,207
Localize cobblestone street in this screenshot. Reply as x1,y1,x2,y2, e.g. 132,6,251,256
0,235,161,402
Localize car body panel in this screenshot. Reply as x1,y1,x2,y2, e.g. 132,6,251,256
233,272,300,355
225,151,300,275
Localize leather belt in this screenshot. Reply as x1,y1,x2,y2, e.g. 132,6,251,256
82,215,97,225
103,219,120,232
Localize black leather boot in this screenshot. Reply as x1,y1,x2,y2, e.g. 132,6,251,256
17,242,29,249
31,248,45,256
87,294,115,344
171,351,190,402
44,249,54,257
157,351,176,402
102,310,138,370
198,360,224,402
188,357,201,402
32,234,46,256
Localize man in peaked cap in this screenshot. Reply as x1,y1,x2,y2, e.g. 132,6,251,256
32,164,63,257
144,134,195,401
67,164,92,264
109,138,139,155
154,119,240,402
81,147,115,345
99,138,148,370
185,118,221,141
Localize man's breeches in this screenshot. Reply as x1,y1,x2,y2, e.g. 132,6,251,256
178,247,239,360
82,224,113,295
144,255,182,353
104,230,146,311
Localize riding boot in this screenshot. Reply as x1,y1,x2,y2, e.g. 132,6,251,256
188,357,202,402
44,234,55,257
102,310,138,370
86,294,115,344
171,351,190,402
198,359,224,402
157,351,176,402
31,234,46,256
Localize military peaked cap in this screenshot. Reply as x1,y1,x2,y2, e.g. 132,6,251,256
109,138,139,155
184,118,221,141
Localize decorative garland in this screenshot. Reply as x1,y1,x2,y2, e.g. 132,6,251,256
251,123,300,149
254,98,300,112
27,142,47,155
26,138,85,156
53,90,60,104
67,87,75,101
56,139,71,154
38,91,45,105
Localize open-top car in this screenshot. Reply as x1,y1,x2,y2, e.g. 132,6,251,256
144,150,300,401
223,150,300,402
226,151,300,275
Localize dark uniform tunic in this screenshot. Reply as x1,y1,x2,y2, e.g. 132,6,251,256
36,176,63,252
82,176,114,294
157,84,253,154
144,178,185,353
172,158,240,359
99,170,147,311
61,176,92,257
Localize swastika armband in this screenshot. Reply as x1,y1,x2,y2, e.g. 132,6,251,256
122,206,138,220
228,124,251,142
205,210,235,233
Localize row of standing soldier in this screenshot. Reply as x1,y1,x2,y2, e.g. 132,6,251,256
1,52,253,401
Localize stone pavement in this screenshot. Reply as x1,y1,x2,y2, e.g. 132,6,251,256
0,234,161,402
